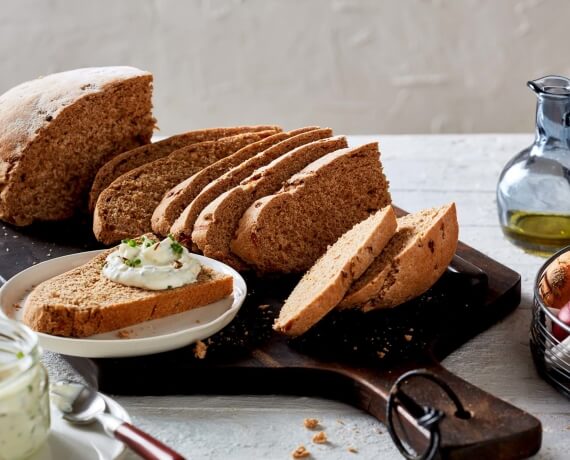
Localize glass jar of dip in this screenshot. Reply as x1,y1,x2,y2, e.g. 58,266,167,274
0,317,50,459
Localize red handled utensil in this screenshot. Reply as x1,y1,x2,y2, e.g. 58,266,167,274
51,380,186,460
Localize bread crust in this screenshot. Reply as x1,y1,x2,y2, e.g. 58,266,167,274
23,250,233,338
274,207,397,336
0,66,154,226
89,126,281,212
340,203,458,310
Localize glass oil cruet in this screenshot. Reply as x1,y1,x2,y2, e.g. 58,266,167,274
497,75,570,256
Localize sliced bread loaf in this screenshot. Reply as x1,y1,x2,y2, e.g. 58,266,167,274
0,66,155,226
192,136,348,270
23,249,233,338
151,127,318,236
339,203,458,311
89,125,281,211
93,131,275,245
231,143,392,273
170,127,332,247
273,206,397,336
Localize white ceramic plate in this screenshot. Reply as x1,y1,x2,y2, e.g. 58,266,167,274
0,250,246,358
32,394,129,460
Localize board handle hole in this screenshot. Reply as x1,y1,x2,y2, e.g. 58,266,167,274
454,409,472,420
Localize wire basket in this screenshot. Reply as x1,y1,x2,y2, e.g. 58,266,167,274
530,246,570,398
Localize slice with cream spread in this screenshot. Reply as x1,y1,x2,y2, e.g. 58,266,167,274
102,235,201,290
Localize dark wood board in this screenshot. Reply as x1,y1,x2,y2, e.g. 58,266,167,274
0,217,542,459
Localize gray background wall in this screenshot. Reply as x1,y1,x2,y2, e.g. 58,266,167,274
1,0,567,135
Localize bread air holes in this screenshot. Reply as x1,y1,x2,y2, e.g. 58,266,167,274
428,239,435,253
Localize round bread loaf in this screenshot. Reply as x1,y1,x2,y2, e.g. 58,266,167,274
0,66,155,226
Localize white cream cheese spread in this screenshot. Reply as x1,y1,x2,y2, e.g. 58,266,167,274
102,235,201,290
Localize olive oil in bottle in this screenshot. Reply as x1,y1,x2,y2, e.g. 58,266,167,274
503,211,570,256
497,76,570,256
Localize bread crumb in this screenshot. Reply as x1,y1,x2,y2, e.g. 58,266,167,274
258,304,270,310
348,447,358,454
292,445,310,458
336,419,345,425
194,340,208,359
304,418,319,429
404,334,413,342
12,303,21,310
377,351,386,358
117,329,132,339
312,431,327,444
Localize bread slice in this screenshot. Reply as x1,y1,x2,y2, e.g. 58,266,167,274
232,143,392,273
192,136,348,270
339,203,458,311
0,66,155,226
170,127,332,247
273,207,397,336
93,131,275,245
23,250,233,338
89,125,281,211
151,127,318,236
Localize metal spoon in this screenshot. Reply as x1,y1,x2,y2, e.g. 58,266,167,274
51,380,186,460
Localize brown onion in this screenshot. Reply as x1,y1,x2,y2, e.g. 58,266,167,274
539,251,570,308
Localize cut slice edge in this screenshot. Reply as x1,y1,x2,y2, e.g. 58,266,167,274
170,127,333,249
153,127,321,237
89,125,281,211
190,135,346,270
273,206,398,337
339,202,458,311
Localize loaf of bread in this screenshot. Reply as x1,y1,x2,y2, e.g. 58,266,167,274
169,127,332,248
340,203,458,311
93,130,277,245
274,207,397,336
0,66,155,226
192,136,347,270
151,128,312,236
89,126,281,211
23,249,233,338
231,143,392,273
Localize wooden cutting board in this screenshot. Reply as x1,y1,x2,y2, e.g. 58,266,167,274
0,217,542,459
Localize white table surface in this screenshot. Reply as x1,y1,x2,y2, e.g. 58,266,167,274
51,134,570,459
